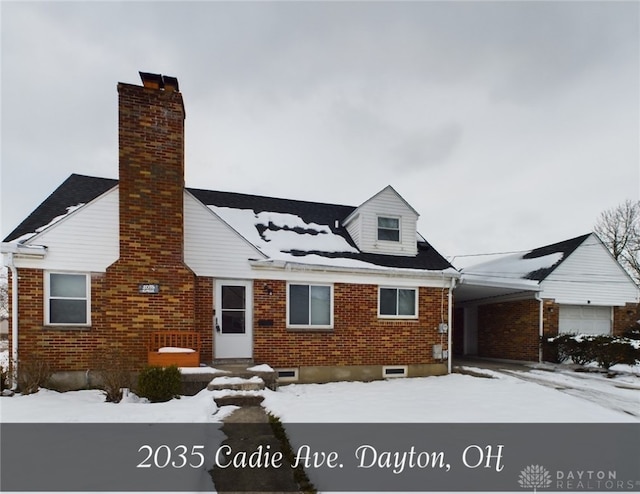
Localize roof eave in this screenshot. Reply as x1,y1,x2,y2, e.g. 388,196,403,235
1,242,48,259
249,258,460,280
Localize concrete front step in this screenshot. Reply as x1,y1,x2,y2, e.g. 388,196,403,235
179,361,277,395
213,394,265,407
207,375,265,391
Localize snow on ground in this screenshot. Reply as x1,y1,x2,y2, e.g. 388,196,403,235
261,371,638,423
1,354,637,423
1,345,638,493
0,387,230,423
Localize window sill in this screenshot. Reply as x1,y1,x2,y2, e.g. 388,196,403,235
377,316,419,321
44,325,92,331
286,327,334,333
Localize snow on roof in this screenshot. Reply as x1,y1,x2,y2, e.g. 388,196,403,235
210,205,455,275
11,204,85,244
209,206,359,258
462,251,564,285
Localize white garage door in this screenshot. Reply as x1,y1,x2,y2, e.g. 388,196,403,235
559,305,612,335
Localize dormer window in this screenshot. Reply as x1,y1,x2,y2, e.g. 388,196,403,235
377,216,400,242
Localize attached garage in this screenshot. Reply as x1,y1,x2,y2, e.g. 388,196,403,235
558,305,612,335
456,233,639,362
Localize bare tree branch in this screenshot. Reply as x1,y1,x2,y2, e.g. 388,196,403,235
594,199,640,284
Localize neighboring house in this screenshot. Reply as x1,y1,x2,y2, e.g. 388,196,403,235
453,233,640,362
1,72,458,389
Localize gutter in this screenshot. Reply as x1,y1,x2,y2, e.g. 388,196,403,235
448,276,456,374
249,258,461,282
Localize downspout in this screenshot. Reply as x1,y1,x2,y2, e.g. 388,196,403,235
448,276,456,374
535,293,543,364
5,253,18,390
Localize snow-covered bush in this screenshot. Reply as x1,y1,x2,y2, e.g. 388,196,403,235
136,365,181,402
544,334,640,370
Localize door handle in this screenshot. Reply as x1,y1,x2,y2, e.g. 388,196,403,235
215,317,221,333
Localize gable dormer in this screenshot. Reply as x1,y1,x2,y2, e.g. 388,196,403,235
343,185,419,257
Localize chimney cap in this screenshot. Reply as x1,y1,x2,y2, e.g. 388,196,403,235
163,76,179,92
139,72,179,92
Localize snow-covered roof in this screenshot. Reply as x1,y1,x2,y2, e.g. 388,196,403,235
209,206,359,258
460,234,591,286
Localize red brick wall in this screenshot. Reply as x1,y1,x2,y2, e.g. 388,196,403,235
7,269,107,370
253,280,448,367
613,303,639,335
196,277,214,363
477,298,540,361
7,268,212,373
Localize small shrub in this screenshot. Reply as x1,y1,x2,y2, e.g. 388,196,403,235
137,365,181,403
591,336,640,370
565,336,597,366
622,326,640,340
18,360,52,395
0,365,9,392
93,349,135,403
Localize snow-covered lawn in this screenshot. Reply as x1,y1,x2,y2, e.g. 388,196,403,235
1,346,638,493
1,355,637,423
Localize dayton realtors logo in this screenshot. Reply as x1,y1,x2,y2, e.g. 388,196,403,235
519,465,552,491
518,465,639,491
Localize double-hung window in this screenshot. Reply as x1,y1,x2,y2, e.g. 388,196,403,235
377,216,400,242
287,283,333,329
46,272,90,326
379,287,418,318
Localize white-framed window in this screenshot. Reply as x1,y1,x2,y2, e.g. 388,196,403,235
287,283,333,329
378,287,418,318
45,272,91,326
377,216,400,242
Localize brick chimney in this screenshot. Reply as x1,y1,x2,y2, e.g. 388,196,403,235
117,72,186,261
105,72,196,361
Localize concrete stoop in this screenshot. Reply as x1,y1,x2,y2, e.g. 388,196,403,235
180,361,277,396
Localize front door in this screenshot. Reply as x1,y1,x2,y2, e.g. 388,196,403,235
214,280,253,359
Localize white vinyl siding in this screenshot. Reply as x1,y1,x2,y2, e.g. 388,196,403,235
541,234,640,306
13,188,119,272
559,305,612,335
344,186,418,256
45,272,91,326
184,192,266,278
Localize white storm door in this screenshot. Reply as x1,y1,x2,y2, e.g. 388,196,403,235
214,280,253,359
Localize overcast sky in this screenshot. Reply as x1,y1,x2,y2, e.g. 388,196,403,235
1,1,638,266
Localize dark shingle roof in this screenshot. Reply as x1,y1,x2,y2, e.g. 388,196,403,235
4,174,453,271
523,233,591,281
3,174,118,243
